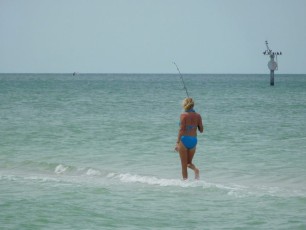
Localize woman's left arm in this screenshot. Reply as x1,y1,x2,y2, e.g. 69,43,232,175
177,114,186,143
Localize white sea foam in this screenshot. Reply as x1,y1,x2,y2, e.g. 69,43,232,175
0,175,17,181
25,176,61,183
54,164,68,174
86,168,101,176
106,172,304,198
114,173,193,187
106,172,244,192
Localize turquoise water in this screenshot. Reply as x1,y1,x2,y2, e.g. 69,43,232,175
1,73,306,229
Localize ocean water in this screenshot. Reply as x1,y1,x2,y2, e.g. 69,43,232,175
0,73,306,229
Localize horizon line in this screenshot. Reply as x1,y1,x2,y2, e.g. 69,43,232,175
1,72,305,75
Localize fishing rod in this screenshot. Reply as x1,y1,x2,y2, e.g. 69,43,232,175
173,62,190,98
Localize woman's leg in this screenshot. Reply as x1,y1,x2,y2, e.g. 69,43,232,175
187,148,200,179
178,142,188,180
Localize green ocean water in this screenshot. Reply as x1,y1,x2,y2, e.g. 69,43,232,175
1,73,306,229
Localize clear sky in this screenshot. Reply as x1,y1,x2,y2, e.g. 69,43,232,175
1,0,306,74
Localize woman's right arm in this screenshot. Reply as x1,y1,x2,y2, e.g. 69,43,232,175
198,114,204,133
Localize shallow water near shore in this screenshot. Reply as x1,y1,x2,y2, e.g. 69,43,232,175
1,73,306,229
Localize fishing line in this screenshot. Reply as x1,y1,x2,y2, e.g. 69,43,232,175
173,62,190,98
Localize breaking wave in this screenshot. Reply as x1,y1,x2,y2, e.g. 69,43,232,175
1,161,305,198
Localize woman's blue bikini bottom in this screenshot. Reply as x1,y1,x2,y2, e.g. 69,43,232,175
181,136,197,150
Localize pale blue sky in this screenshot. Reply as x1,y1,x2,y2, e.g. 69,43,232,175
1,0,305,73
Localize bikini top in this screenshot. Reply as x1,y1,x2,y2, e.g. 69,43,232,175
179,109,198,134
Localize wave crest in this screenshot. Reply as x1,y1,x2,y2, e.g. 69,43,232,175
86,168,101,176
108,173,218,188
54,164,68,174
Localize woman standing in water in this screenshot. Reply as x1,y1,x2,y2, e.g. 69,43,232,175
175,98,204,180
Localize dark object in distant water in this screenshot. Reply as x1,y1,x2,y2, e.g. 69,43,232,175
73,72,79,76
263,41,282,86
270,70,275,86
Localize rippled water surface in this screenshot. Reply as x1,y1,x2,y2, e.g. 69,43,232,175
1,74,306,229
